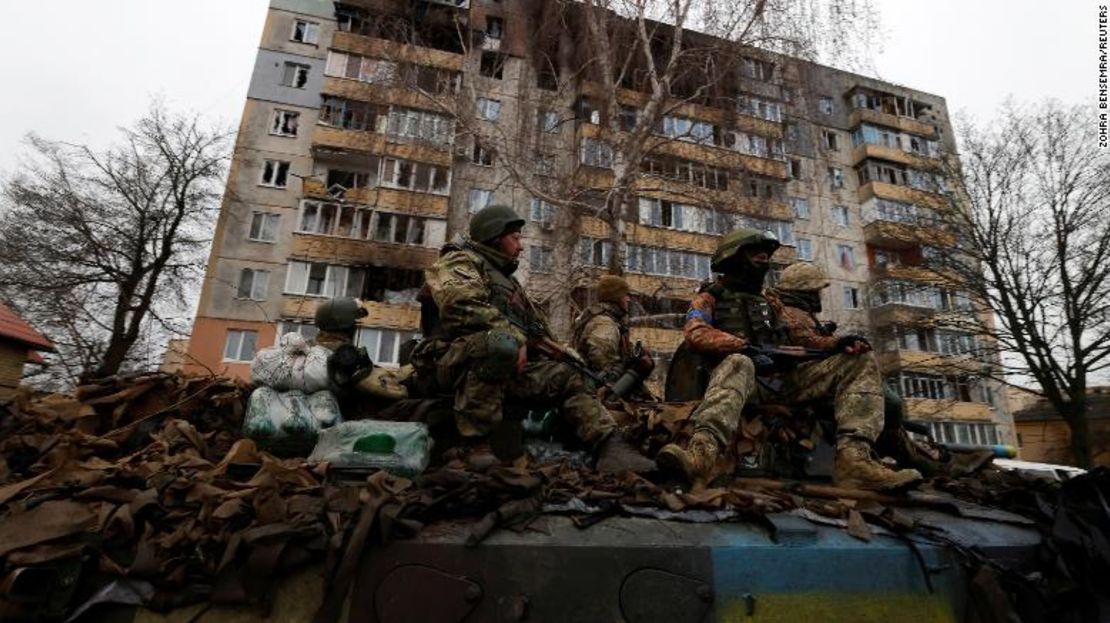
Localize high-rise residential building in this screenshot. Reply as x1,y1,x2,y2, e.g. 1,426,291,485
183,0,1016,446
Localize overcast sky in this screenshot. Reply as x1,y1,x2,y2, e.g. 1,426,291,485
0,0,1100,176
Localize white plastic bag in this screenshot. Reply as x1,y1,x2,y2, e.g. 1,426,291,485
251,333,331,393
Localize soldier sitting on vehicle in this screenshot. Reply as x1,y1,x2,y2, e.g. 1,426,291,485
410,205,654,473
656,229,923,491
571,275,656,403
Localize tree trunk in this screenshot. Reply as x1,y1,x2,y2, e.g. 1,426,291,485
1065,404,1092,469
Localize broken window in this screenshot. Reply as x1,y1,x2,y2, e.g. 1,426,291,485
818,96,834,115
579,138,613,168
619,106,638,131
797,238,814,261
822,130,839,151
737,95,783,122
386,107,453,145
828,166,844,189
223,330,258,362
529,246,555,273
335,3,368,33
472,142,495,166
468,188,493,213
357,328,421,367
326,168,374,190
843,287,860,309
291,20,320,44
530,198,556,228
539,110,560,133
837,244,856,270
237,268,270,300
739,56,774,81
832,205,850,227
281,62,310,88
486,16,504,39
789,159,802,179
480,53,505,79
534,153,555,176
270,109,300,137
248,212,280,242
577,98,601,124
477,98,502,121
260,160,290,188
319,96,384,131
791,197,810,219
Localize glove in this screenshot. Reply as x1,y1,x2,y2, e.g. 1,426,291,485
835,335,871,353
749,353,776,376
629,351,655,376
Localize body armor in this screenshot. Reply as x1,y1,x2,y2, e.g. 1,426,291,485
711,288,779,345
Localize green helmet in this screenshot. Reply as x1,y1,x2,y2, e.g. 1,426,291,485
469,204,525,243
711,228,781,272
778,262,830,291
314,297,368,332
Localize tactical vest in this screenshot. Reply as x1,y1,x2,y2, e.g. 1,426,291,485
711,287,779,344
571,303,630,359
422,243,542,339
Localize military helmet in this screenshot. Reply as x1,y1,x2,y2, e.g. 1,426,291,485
314,297,368,332
596,275,631,304
778,262,830,291
711,228,781,272
469,204,526,243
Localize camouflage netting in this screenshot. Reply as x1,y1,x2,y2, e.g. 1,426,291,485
0,373,1107,621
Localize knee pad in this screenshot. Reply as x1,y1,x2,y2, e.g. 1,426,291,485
474,328,522,382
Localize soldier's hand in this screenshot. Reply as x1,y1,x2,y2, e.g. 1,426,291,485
749,353,776,376
516,344,528,374
835,335,871,355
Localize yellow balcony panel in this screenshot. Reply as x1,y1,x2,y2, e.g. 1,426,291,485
876,350,985,375
282,299,420,330
631,327,684,355
871,264,963,288
904,398,993,422
322,77,457,115
849,108,938,139
849,144,935,169
290,233,439,267
302,179,449,218
312,125,452,167
579,82,782,137
331,32,464,71
862,219,956,250
859,181,948,212
573,171,791,221
869,304,936,328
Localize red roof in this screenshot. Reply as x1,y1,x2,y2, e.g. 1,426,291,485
0,303,55,352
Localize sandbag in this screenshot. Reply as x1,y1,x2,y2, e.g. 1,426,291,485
251,333,331,393
243,387,343,455
308,420,433,477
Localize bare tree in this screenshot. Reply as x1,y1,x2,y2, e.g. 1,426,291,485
0,103,229,386
926,101,1110,467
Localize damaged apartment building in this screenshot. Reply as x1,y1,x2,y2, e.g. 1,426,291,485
183,0,1016,447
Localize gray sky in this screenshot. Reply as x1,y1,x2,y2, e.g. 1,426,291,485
0,0,1099,175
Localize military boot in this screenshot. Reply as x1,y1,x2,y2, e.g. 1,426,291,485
656,431,721,484
596,433,656,473
835,439,922,491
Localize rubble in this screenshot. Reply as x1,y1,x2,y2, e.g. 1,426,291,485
0,373,1106,620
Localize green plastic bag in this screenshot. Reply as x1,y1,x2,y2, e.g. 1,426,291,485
308,420,433,478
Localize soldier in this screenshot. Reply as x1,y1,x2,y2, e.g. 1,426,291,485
571,275,655,402
313,297,409,407
411,205,653,472
656,230,922,490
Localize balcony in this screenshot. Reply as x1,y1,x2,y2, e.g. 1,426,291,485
850,144,934,169
331,32,464,73
858,181,948,212
290,232,439,268
904,399,993,422
876,349,985,376
302,178,449,218
281,299,420,331
321,77,458,116
849,108,937,139
862,219,956,250
312,124,453,166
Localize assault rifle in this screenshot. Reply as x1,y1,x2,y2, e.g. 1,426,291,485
505,316,610,389
744,343,831,375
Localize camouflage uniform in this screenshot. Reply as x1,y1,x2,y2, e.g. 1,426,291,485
682,281,885,449
411,234,615,445
572,302,630,383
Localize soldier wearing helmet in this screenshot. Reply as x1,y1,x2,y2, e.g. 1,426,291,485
411,205,653,472
571,275,655,402
656,233,922,491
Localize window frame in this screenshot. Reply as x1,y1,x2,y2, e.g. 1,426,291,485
248,212,280,242
270,108,300,137
223,329,258,362
290,19,320,45
259,159,291,188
